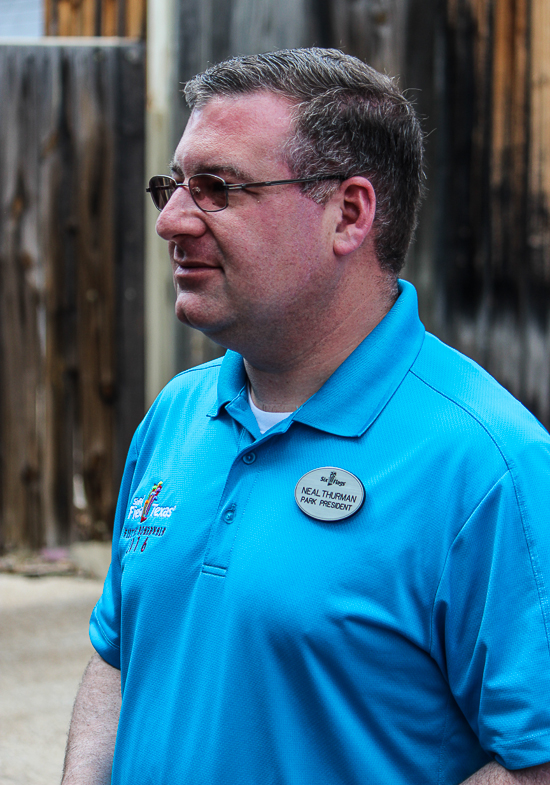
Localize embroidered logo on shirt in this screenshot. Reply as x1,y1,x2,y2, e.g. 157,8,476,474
126,482,176,523
141,481,163,521
295,467,365,521
122,481,176,554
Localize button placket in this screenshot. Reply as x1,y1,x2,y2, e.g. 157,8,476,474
201,454,259,575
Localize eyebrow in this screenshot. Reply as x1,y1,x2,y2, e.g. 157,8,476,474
168,158,253,182
169,160,184,178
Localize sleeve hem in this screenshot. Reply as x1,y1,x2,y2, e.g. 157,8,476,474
492,729,550,770
89,607,121,670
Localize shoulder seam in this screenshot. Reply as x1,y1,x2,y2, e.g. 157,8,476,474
414,366,550,658
136,360,223,452
409,368,511,473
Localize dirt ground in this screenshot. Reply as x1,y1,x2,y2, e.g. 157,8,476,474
0,574,104,785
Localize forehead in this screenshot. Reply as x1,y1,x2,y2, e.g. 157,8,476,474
174,91,295,177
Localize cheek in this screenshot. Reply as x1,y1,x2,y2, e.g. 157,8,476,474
220,199,328,288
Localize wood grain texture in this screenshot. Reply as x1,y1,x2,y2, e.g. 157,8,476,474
329,0,407,77
44,0,145,37
529,0,550,280
0,47,45,549
126,0,146,38
0,42,145,550
430,0,550,425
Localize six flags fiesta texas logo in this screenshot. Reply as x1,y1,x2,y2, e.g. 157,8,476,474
141,481,163,522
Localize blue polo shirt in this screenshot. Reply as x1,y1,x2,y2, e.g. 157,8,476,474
91,280,550,785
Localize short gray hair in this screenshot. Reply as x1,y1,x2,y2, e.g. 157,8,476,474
184,48,425,275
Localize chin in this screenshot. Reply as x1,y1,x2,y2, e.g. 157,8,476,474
174,302,230,342
175,295,212,329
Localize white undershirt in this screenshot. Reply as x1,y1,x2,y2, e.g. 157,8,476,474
247,387,294,434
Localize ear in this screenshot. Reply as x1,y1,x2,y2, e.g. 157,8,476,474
332,177,376,257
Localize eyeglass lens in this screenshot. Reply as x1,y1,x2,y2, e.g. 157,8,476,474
149,174,228,212
149,176,173,210
190,175,227,211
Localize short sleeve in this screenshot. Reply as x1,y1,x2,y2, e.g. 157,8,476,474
89,433,140,670
431,441,550,770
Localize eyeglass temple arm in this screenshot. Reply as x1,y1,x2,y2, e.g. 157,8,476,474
226,174,345,191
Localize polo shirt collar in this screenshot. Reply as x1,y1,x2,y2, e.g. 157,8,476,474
210,280,425,438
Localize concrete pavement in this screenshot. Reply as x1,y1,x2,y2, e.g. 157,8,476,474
0,574,104,785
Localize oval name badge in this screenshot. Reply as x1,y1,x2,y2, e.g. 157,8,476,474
295,466,365,522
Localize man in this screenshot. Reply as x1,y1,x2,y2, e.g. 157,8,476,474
62,49,550,784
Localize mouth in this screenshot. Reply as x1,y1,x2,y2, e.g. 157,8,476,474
170,241,223,283
172,259,222,291
174,261,220,273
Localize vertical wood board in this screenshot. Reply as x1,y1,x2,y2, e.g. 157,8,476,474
426,0,550,425
0,41,145,549
45,0,146,37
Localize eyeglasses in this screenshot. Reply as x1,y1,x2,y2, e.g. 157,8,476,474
146,173,346,213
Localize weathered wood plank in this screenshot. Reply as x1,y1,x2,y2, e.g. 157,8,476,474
101,0,118,36
56,0,73,35
329,0,407,77
0,41,145,550
490,0,529,276
0,46,48,548
529,0,550,281
69,47,117,535
37,46,73,548
126,0,146,38
419,0,550,426
114,43,146,487
83,0,99,36
45,0,54,36
45,0,145,37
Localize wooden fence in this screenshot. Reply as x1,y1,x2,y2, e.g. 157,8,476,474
413,0,550,426
45,0,146,38
1,0,549,550
0,40,145,550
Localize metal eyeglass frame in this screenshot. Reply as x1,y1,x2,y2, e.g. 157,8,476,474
146,172,347,213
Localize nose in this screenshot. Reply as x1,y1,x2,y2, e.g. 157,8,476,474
155,186,206,242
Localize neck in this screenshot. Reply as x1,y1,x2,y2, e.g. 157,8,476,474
245,275,397,412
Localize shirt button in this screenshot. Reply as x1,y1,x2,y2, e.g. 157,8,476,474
242,452,256,464
223,505,236,523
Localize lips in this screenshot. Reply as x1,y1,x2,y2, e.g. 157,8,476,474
170,239,223,284
173,261,220,275
171,241,219,267
172,258,222,290
176,260,218,269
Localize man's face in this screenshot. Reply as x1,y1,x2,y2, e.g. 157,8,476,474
155,91,339,358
